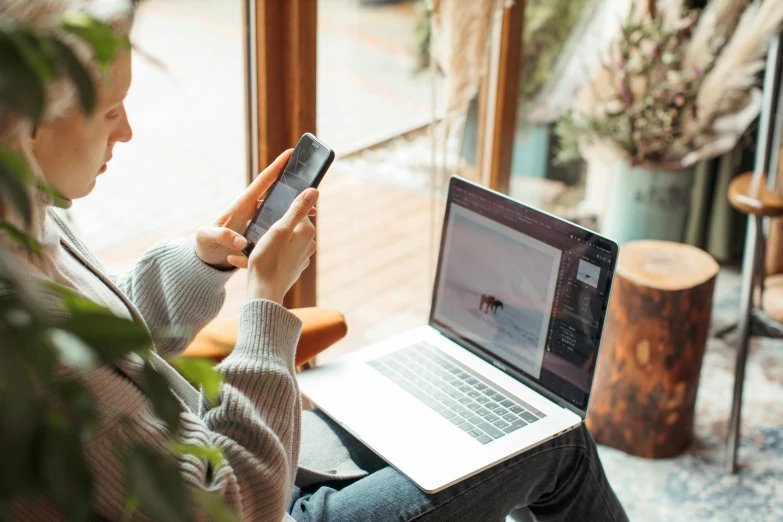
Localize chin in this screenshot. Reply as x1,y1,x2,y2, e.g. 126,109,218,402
73,178,98,200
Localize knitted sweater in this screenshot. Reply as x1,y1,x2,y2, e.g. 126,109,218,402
8,206,317,521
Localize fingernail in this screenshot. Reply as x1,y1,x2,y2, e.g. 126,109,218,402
233,236,247,248
303,189,318,204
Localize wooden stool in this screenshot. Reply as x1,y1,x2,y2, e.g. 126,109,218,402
586,240,719,458
756,274,783,323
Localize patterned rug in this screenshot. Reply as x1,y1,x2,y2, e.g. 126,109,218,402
597,269,783,522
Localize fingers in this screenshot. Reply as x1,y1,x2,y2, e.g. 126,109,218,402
198,225,248,251
256,197,317,216
293,240,316,281
292,218,315,247
227,254,249,269
298,258,310,276
277,188,319,232
243,149,293,203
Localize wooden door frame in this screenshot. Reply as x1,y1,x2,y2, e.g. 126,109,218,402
243,0,318,309
477,0,525,194
242,0,522,306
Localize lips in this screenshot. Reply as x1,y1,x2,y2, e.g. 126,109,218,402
99,154,112,174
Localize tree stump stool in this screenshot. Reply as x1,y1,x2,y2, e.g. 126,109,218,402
586,240,719,458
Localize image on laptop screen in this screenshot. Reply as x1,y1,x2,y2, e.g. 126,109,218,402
430,178,617,411
433,205,560,378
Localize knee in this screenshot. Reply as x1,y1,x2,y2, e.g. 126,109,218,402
558,421,593,450
553,422,600,472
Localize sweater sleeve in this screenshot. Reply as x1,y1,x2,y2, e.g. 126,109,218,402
113,236,235,359
183,299,304,521
11,298,304,522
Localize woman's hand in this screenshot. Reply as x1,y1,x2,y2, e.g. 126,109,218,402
240,188,319,304
194,149,316,270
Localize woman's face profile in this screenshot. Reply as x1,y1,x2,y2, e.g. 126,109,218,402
31,51,134,201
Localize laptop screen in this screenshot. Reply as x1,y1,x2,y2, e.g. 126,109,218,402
429,177,617,412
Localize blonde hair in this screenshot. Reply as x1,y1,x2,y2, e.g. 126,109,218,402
1,0,134,131
0,0,134,230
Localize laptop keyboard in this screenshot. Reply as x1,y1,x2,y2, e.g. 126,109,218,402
368,342,545,445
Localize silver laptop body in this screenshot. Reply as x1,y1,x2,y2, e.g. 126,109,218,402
298,176,618,493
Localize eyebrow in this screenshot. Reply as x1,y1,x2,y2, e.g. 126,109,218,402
107,90,129,108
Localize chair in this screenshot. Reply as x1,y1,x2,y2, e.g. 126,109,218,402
725,32,783,473
184,307,348,369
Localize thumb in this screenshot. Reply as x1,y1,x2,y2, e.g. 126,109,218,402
278,189,319,230
197,225,248,250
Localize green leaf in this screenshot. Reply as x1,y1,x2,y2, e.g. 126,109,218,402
171,357,223,406
46,282,111,314
126,445,192,522
152,325,193,344
58,379,99,430
0,220,41,257
35,178,68,208
40,427,93,522
2,307,33,328
0,34,46,124
63,312,153,362
0,148,33,226
0,354,44,489
0,147,33,182
45,409,68,431
193,489,240,522
52,38,96,115
60,13,131,70
0,497,11,522
48,328,98,373
7,30,56,85
170,442,224,469
142,363,181,434
123,494,139,522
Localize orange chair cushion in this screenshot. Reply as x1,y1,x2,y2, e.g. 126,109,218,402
184,307,347,367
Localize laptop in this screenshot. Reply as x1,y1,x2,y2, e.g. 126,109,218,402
298,176,618,493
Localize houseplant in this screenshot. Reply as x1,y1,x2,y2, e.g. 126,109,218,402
0,7,234,521
512,0,591,181
555,0,783,243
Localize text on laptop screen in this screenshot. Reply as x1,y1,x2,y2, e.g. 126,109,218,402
430,179,616,410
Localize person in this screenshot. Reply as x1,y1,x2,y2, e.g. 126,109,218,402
1,1,628,521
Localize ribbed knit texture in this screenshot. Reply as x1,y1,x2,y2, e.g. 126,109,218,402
10,209,304,522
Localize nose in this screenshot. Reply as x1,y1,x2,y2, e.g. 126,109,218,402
112,104,133,144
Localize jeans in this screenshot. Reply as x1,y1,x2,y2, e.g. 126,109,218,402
288,411,628,522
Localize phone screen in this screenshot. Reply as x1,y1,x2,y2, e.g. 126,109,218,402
244,135,331,252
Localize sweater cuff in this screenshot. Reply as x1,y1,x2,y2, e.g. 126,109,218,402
152,236,236,306
179,236,237,285
228,299,303,370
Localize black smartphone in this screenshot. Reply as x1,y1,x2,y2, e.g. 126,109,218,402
242,133,335,256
